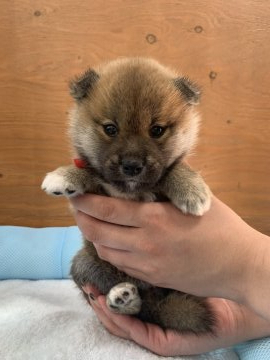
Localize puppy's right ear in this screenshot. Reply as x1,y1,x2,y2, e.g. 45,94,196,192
69,69,100,101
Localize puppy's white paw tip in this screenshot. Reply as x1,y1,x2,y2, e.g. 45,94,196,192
41,172,83,197
178,193,212,217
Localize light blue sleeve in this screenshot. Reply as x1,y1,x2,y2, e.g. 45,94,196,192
0,226,82,279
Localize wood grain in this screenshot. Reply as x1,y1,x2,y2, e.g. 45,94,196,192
0,0,269,234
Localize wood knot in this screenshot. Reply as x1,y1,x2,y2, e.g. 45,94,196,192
209,71,217,80
194,25,203,33
146,34,157,44
34,10,42,17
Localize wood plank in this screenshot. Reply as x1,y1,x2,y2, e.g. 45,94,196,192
0,0,269,234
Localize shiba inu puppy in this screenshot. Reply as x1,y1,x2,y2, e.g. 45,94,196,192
42,58,214,333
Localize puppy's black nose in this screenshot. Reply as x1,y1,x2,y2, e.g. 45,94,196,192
121,159,143,177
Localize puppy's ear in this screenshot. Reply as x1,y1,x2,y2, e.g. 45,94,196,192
69,69,100,101
173,77,201,105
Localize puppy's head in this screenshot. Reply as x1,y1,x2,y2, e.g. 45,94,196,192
69,58,201,192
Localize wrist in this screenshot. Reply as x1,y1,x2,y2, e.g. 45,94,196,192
243,230,270,320
212,213,256,304
216,299,270,344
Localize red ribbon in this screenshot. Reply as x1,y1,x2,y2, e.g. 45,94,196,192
73,158,87,168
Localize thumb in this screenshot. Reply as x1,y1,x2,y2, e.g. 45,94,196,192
97,296,202,356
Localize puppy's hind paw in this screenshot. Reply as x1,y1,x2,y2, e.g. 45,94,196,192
41,170,84,197
106,283,142,315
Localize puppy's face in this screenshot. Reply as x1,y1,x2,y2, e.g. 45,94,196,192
69,58,200,192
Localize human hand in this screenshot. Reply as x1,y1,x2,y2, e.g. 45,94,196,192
70,194,262,304
82,284,270,357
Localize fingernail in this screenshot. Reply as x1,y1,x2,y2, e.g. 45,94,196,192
89,293,95,301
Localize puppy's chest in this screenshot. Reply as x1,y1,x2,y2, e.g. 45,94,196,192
101,183,161,202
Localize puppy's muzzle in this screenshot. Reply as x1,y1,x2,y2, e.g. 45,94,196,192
120,157,144,177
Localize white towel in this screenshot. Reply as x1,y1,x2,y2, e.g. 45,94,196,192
0,280,239,360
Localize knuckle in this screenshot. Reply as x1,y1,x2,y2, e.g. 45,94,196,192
148,265,159,282
139,238,156,256
142,203,164,229
95,244,106,260
135,229,156,256
140,260,158,280
88,225,102,243
99,201,117,222
76,212,93,241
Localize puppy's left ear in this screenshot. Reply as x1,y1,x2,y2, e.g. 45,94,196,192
69,69,100,101
173,77,201,105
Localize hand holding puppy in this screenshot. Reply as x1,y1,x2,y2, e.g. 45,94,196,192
82,285,270,357
70,194,270,321
71,194,270,356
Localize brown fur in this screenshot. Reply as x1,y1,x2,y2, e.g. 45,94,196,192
42,57,214,333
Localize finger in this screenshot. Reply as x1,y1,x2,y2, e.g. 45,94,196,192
97,296,174,355
90,296,130,339
98,297,223,356
94,243,131,264
97,296,138,338
93,244,150,282
81,284,101,299
93,242,155,282
97,246,149,282
75,210,141,251
70,193,149,227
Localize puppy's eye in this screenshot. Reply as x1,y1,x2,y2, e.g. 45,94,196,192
149,125,166,138
103,124,118,137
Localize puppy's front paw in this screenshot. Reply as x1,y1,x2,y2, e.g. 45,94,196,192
41,169,84,197
106,282,142,315
175,183,212,216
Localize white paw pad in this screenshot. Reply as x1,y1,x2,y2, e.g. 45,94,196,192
41,171,84,197
106,282,142,315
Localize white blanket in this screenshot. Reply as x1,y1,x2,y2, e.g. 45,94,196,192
0,280,239,360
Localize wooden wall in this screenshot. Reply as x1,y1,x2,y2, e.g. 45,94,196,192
0,0,269,234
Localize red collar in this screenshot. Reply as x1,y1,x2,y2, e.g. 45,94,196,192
73,158,87,168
